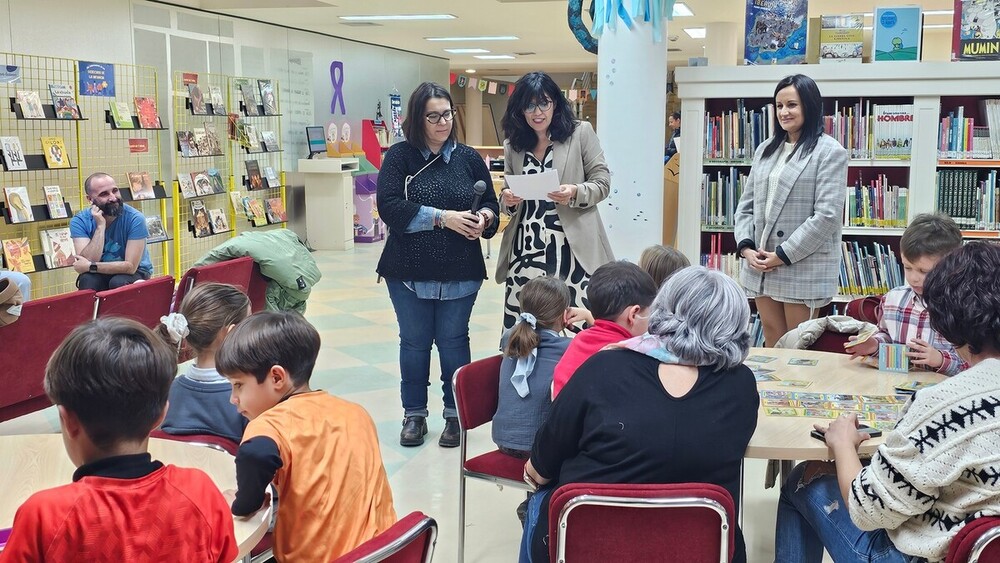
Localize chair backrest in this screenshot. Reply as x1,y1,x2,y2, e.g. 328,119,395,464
172,256,254,313
95,275,175,328
807,330,851,354
549,482,735,563
846,296,883,325
247,262,269,313
0,289,96,422
149,429,239,456
947,517,1000,563
453,355,504,431
330,511,437,563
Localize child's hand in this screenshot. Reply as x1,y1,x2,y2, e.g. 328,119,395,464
845,335,878,358
907,338,943,368
566,306,594,327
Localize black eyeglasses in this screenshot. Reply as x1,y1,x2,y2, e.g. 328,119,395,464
425,109,456,124
524,99,553,114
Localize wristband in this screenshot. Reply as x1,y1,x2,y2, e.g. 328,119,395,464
523,468,539,490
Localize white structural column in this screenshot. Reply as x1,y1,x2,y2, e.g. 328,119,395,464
597,21,668,261
706,22,739,65
465,85,483,146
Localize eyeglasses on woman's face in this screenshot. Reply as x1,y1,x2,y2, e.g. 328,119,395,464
524,99,553,114
425,109,456,124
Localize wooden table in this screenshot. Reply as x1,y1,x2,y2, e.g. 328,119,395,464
0,435,270,562
745,347,945,461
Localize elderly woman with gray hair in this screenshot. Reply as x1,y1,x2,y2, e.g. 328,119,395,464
519,266,760,563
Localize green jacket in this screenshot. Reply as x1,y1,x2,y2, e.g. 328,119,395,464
194,229,321,313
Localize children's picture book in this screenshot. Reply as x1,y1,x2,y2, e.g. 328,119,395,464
953,0,1000,61
2,237,35,273
43,185,68,219
110,101,134,128
879,342,910,373
265,198,287,223
127,171,155,200
48,84,81,119
208,208,230,233
744,0,808,65
260,130,279,152
188,83,208,115
208,85,226,115
258,79,277,115
230,190,250,219
177,130,197,157
4,186,34,223
1,136,27,171
202,122,223,156
177,172,197,199
134,96,161,128
190,199,212,238
16,90,45,118
245,159,264,190
207,168,227,194
39,227,75,268
819,15,864,63
243,124,261,150
245,197,268,226
41,137,70,169
193,172,214,196
40,137,70,169
145,215,169,242
874,6,923,61
263,166,280,188
240,81,260,116
192,128,208,156
227,112,241,140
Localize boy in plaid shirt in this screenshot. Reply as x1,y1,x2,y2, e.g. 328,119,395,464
847,213,967,375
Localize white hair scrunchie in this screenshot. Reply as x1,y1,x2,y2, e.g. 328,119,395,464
519,312,537,329
160,312,190,344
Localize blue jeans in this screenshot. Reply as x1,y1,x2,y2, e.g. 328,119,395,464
776,462,919,563
386,278,478,420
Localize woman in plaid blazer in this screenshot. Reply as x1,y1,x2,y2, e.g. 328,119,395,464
734,74,848,347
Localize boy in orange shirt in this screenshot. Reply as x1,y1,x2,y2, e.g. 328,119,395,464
0,318,238,562
219,311,396,562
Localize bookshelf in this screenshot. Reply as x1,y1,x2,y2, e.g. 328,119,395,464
229,76,286,236
361,119,390,169
675,62,1000,301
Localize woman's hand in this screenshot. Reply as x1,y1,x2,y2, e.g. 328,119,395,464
818,414,870,459
745,249,783,273
524,459,550,491
501,188,523,208
443,210,485,240
547,183,578,205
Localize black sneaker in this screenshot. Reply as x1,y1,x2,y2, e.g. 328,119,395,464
400,416,428,447
438,417,460,448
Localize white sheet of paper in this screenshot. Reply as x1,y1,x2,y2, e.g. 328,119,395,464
505,168,560,200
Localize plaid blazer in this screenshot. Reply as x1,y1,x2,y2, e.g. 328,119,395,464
734,134,848,300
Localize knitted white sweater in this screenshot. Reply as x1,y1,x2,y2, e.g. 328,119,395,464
850,358,1000,561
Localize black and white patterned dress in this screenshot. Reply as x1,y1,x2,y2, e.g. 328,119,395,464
503,146,590,331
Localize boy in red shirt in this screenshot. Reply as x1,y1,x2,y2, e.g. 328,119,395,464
0,318,238,562
552,261,659,398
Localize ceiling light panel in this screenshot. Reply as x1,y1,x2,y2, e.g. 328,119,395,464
684,27,706,39
427,36,519,41
673,2,693,17
444,48,490,54
340,14,455,21
474,55,516,59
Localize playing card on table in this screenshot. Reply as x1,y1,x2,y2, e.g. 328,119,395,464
788,358,819,366
751,367,779,382
777,380,813,388
747,355,777,363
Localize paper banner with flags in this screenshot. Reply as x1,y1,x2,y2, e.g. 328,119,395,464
457,75,467,88
478,79,488,92
487,81,498,94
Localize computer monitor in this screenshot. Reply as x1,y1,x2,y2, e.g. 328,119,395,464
306,126,326,158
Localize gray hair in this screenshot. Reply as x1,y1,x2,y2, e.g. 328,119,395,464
647,266,750,371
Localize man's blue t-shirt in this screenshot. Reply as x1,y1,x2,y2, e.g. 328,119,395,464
69,204,153,276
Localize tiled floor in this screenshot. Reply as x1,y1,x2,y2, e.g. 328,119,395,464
1,241,798,562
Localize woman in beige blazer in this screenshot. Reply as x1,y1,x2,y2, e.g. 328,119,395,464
734,74,848,347
496,72,614,330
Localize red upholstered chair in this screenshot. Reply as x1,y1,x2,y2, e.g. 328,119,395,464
806,330,851,354
946,517,1000,563
452,354,533,563
149,429,239,456
94,275,175,328
331,511,438,563
846,295,883,325
172,256,254,313
548,482,736,563
0,289,96,423
247,262,269,313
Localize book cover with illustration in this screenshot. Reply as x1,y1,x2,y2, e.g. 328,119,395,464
4,186,34,223
145,215,169,242
177,130,197,157
819,14,864,63
240,81,260,116
230,190,251,219
193,171,214,196
258,79,277,115
16,90,45,118
744,0,809,65
177,172,197,199
188,83,208,115
208,85,227,115
260,130,279,152
243,124,261,151
110,100,134,128
192,128,208,156
873,104,915,159
202,122,223,156
874,7,923,61
39,227,75,268
190,199,212,238
265,198,287,223
1,136,27,171
208,208,230,233
48,84,81,119
207,168,226,194
2,237,35,273
245,160,264,190
134,96,161,128
263,166,280,188
43,185,68,219
245,197,268,226
953,0,1000,61
40,137,70,169
127,171,155,200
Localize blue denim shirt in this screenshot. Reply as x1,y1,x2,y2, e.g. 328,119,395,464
402,139,480,300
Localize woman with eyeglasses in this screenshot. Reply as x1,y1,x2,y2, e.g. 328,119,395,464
496,71,613,332
376,82,500,449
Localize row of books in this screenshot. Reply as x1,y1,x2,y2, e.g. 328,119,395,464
228,191,286,228
700,234,741,277
937,101,1000,160
936,169,1000,230
838,241,903,297
845,178,908,228
14,86,80,119
187,79,277,117
3,185,67,224
703,99,775,161
228,119,280,153
700,168,746,227
0,136,71,170
176,123,224,157
109,97,162,129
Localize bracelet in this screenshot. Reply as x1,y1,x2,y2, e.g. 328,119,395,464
523,468,539,490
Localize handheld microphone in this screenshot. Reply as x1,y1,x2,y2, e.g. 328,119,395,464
470,180,488,212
